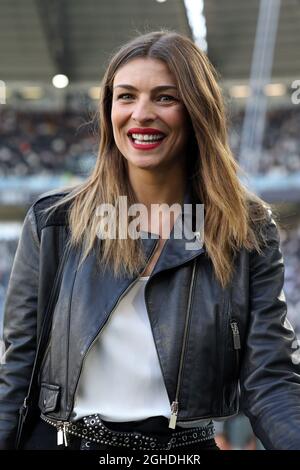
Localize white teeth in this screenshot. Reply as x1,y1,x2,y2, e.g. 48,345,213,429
133,139,162,145
131,133,165,141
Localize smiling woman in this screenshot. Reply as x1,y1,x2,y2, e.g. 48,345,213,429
111,58,191,177
1,30,300,452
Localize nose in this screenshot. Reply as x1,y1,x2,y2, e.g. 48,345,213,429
131,97,156,123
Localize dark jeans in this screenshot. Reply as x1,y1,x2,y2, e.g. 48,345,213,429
22,416,220,451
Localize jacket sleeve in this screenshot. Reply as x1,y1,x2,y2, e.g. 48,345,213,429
0,205,39,449
240,210,300,450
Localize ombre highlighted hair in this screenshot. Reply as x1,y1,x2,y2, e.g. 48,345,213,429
42,30,272,288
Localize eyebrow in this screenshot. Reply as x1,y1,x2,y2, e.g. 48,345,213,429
113,84,178,92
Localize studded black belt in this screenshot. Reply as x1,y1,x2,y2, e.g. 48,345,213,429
41,413,215,451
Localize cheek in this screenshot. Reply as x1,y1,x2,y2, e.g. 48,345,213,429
111,105,119,129
111,102,129,120
164,107,187,128
111,102,123,122
111,119,123,143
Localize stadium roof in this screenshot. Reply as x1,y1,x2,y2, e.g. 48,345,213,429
204,0,300,80
0,0,191,83
0,0,299,85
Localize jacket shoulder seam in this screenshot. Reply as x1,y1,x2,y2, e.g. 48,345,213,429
27,206,40,249
31,190,72,239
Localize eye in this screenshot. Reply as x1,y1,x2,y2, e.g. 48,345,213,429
115,93,178,104
158,95,177,102
117,93,134,100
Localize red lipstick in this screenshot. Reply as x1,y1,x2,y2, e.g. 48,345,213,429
127,128,166,151
127,127,166,135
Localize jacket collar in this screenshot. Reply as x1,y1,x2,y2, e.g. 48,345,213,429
140,185,205,277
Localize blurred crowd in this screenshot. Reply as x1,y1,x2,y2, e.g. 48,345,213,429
0,109,97,178
0,106,300,177
230,107,300,174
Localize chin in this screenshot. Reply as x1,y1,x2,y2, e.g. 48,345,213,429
133,161,161,171
128,155,163,168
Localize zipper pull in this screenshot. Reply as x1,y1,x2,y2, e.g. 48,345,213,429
57,425,64,446
169,401,179,429
63,422,69,447
230,321,241,350
57,422,69,447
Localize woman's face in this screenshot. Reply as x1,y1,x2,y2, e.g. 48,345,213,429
111,57,191,172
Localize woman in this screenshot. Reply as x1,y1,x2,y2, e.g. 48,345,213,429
1,30,300,451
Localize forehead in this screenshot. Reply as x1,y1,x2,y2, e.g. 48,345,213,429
113,58,176,87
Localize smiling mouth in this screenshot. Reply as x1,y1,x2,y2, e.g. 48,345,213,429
127,131,167,150
127,133,166,151
128,133,166,143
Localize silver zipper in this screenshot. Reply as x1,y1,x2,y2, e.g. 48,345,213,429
57,422,69,447
169,258,197,429
230,320,241,350
169,401,179,429
41,414,69,446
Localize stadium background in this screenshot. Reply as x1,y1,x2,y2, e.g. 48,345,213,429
0,0,299,450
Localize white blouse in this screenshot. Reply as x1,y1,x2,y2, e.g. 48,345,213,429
72,276,173,423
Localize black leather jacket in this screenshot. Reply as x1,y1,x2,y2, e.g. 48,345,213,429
1,189,300,450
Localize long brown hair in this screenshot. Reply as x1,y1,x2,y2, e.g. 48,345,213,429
42,30,271,288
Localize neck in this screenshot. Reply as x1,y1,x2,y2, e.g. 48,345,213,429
127,164,187,238
128,166,187,209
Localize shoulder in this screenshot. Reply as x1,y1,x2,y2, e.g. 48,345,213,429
245,195,283,275
30,185,79,239
246,192,279,242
